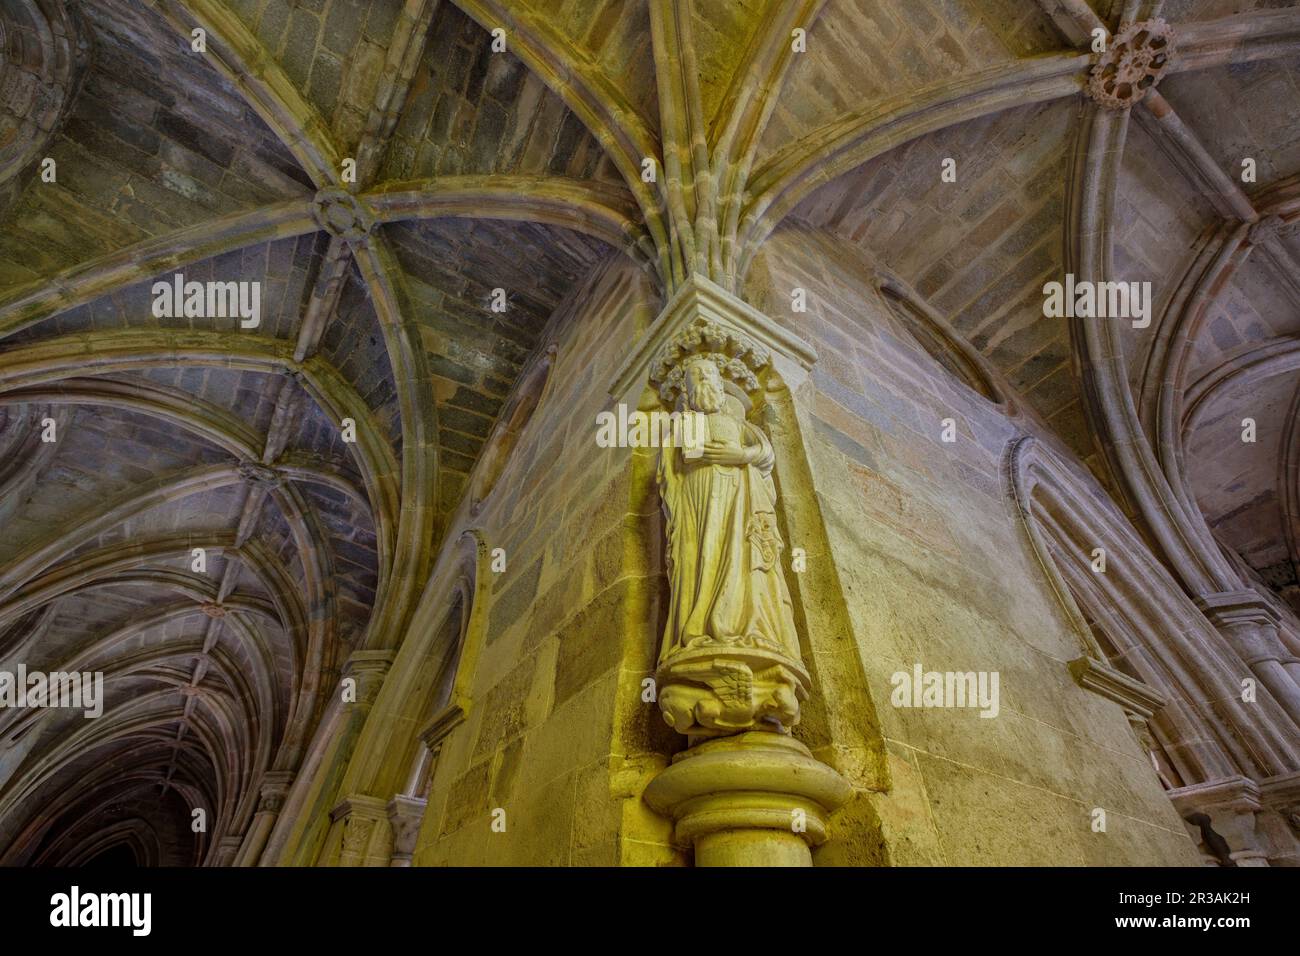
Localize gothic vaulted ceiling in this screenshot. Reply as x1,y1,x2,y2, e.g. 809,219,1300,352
0,0,1297,864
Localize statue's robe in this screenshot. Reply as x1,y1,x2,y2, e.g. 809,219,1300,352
657,407,800,661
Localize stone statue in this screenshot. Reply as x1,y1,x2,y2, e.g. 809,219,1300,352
653,334,810,738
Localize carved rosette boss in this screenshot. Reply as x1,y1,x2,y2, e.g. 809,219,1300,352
1088,19,1175,110
647,317,811,738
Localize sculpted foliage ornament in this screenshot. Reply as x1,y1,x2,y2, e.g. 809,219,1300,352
651,322,810,737
1088,19,1175,110
649,317,768,406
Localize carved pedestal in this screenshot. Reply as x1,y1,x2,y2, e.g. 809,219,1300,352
624,276,851,866
644,732,851,866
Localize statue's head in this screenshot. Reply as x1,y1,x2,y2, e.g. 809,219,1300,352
683,357,725,414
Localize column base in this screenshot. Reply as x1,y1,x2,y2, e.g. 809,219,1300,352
644,731,852,867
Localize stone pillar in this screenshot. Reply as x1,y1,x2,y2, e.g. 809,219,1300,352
1197,591,1300,724
1170,777,1269,867
211,835,243,868
234,771,294,867
312,651,394,866
386,794,427,866
621,276,851,866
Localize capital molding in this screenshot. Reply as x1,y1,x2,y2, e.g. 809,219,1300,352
386,794,427,862
342,649,394,680
1195,591,1286,664
1260,770,1300,812
1168,775,1263,817
1195,590,1282,627
329,792,389,825
341,649,395,708
1168,776,1269,866
330,795,390,866
609,274,817,404
257,770,295,814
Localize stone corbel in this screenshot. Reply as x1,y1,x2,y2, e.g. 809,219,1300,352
1169,776,1268,867
1068,656,1166,719
418,699,468,756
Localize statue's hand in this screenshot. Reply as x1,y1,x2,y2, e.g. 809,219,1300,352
699,440,752,466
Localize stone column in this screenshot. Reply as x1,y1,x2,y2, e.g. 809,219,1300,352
620,276,851,866
1197,591,1300,724
234,771,294,867
646,732,851,866
313,651,394,866
211,835,243,868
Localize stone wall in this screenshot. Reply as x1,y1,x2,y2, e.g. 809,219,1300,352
742,224,1201,865
405,254,683,866
367,223,1208,867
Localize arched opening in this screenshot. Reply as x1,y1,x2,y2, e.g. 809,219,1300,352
1006,436,1253,789
81,843,139,868
875,273,1010,408
402,586,469,801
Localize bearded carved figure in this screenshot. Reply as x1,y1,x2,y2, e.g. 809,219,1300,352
652,324,810,737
